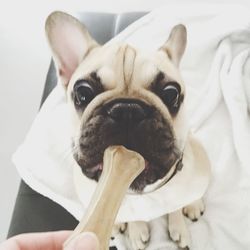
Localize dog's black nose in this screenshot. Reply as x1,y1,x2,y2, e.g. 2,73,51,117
106,99,149,123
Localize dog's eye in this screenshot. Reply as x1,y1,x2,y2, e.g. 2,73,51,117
161,83,181,113
162,84,179,106
74,80,95,107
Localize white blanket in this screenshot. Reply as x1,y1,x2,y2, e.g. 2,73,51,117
13,3,250,249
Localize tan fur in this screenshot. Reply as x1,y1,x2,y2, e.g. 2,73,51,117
46,11,211,250
65,43,188,152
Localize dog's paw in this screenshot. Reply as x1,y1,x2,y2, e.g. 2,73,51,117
112,222,127,238
127,221,150,250
183,199,205,222
168,209,191,249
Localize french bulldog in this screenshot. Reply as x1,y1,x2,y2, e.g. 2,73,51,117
45,11,210,250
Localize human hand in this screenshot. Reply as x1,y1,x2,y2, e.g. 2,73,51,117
0,231,99,250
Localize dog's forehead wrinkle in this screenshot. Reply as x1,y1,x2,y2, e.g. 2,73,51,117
122,45,136,90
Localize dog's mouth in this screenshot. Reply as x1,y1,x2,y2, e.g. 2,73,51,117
83,159,150,180
80,153,182,193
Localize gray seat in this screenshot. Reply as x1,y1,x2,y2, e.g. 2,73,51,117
7,11,146,248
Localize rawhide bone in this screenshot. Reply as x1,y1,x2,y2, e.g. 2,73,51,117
64,145,145,250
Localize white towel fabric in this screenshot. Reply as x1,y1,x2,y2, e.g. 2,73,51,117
13,3,250,250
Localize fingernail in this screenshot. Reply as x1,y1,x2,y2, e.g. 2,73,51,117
65,232,99,250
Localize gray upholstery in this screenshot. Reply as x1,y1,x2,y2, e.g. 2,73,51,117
8,11,147,247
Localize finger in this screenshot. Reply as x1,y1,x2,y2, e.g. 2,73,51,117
0,231,72,250
64,232,99,250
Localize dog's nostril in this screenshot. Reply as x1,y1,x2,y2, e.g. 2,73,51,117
107,102,147,122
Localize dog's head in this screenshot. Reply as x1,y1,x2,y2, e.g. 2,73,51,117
45,11,187,193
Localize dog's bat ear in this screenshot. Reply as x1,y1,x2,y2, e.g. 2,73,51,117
45,11,99,87
160,24,187,67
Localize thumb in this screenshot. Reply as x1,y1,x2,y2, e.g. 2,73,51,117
64,232,99,250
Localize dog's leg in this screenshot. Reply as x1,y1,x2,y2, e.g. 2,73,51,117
183,198,205,222
168,209,191,249
112,223,127,237
126,221,150,250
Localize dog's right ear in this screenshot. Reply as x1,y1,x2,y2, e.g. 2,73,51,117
45,11,99,87
160,24,187,67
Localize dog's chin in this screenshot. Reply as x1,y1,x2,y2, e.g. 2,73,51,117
79,156,177,193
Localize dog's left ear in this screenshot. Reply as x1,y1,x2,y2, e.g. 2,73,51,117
161,24,187,67
45,11,99,87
